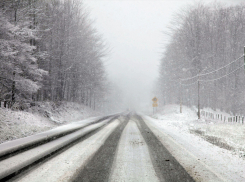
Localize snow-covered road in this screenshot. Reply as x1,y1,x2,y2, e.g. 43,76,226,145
109,120,159,182
3,112,241,182
15,119,120,182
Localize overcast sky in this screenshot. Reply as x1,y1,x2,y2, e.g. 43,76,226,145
83,0,244,112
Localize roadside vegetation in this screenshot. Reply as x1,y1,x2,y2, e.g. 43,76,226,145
0,0,110,143
190,122,245,157
155,2,245,116
0,0,108,111
153,105,245,158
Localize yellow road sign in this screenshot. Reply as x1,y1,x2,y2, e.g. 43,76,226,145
152,103,158,107
152,97,158,102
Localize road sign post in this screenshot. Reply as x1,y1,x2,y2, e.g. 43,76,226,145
152,97,158,115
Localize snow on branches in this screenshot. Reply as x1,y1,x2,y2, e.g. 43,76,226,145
0,11,47,102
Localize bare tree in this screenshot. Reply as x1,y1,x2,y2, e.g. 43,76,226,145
157,2,245,115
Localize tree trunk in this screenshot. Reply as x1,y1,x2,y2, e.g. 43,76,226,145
11,71,16,106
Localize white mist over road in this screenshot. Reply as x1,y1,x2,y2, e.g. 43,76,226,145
83,0,244,112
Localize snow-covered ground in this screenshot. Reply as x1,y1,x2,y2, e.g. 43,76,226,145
0,102,100,144
147,104,245,181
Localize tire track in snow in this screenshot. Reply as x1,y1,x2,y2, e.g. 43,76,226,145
71,115,130,182
14,120,121,182
135,114,195,182
109,120,159,182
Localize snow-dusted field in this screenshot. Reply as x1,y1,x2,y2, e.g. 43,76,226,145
0,102,100,144
149,105,245,181
0,108,55,143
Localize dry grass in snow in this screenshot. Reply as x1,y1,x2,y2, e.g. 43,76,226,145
191,123,245,155
0,108,55,143
153,105,245,158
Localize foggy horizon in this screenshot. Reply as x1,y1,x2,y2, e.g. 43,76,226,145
84,0,244,113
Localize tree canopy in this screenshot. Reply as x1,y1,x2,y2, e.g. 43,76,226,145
0,0,108,110
157,2,245,115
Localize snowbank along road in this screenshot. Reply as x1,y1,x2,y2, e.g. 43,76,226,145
0,113,226,182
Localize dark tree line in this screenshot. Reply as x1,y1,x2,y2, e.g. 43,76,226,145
157,2,245,115
0,0,108,110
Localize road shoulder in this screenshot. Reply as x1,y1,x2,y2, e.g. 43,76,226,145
142,115,226,182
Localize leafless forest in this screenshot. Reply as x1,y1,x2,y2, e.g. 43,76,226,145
0,0,108,110
156,2,245,115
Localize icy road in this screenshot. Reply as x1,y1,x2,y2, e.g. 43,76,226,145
1,113,230,182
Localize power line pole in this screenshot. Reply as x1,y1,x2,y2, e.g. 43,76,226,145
244,46,245,70
180,80,182,113
197,74,200,119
